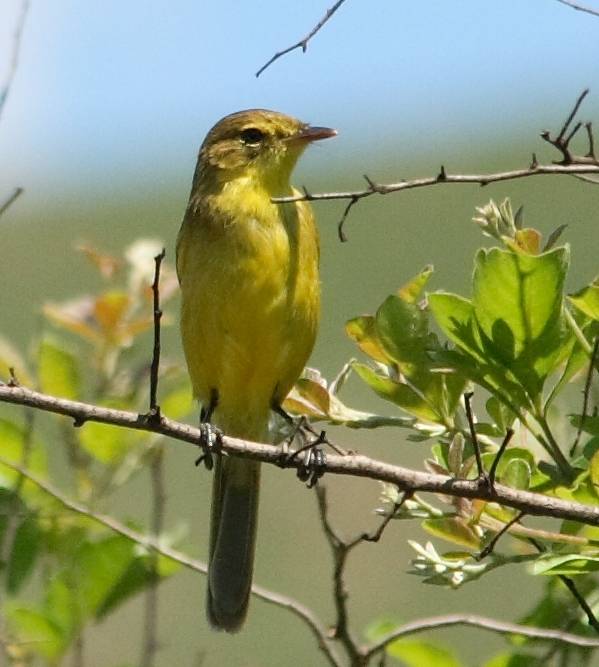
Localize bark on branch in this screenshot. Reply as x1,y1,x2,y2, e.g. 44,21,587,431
1,383,599,527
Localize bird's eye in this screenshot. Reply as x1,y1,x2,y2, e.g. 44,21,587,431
240,128,265,145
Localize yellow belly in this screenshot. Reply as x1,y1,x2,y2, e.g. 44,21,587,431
177,192,319,439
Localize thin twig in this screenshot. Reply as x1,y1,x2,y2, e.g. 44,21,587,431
0,0,30,119
0,187,23,218
274,90,599,238
556,0,599,18
529,537,599,634
463,393,487,482
255,0,348,77
140,446,166,667
0,456,344,667
570,336,599,457
315,485,362,665
3,384,599,527
477,510,525,560
147,249,165,422
560,576,599,634
488,429,514,488
362,612,599,661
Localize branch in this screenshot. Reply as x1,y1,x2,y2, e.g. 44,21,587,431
274,90,599,241
2,383,599,527
0,0,30,119
315,486,412,666
0,187,23,218
362,612,599,661
255,0,348,77
0,456,344,667
146,248,166,422
556,0,599,17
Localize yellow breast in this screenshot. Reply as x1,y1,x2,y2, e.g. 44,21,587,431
177,180,319,438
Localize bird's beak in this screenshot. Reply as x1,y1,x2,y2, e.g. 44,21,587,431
289,125,338,143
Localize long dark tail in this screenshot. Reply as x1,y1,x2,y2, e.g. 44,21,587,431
207,455,261,632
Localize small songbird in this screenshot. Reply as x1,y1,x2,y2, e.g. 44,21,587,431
176,109,336,631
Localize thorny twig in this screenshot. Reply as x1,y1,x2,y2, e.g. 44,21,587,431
255,0,348,77
274,90,599,241
315,486,411,666
3,383,599,527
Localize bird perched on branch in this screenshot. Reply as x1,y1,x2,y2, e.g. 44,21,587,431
177,109,336,631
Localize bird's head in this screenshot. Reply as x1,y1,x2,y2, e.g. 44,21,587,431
196,109,336,191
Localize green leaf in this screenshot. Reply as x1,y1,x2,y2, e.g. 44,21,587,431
97,550,180,619
6,514,41,594
346,315,390,363
428,292,485,363
500,458,531,490
471,246,569,399
160,384,193,420
569,278,599,320
5,604,66,661
386,639,462,667
73,534,138,616
422,517,481,549
38,338,81,400
375,294,431,370
352,363,442,423
484,654,539,667
78,420,131,465
532,553,599,576
0,419,47,502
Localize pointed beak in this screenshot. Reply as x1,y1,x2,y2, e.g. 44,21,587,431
289,125,338,144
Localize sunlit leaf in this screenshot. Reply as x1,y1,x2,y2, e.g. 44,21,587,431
0,336,32,385
345,315,389,363
472,246,569,400
422,517,481,549
386,639,462,667
78,420,131,465
5,604,66,661
532,553,599,576
569,278,599,321
38,338,81,400
397,265,433,304
500,458,531,490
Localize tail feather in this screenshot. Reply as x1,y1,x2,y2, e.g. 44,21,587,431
207,455,261,632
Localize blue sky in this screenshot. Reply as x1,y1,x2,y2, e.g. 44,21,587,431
1,0,599,195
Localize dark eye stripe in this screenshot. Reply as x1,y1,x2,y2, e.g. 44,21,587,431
240,128,265,145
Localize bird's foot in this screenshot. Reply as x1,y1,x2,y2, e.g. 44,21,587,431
194,423,223,471
296,440,327,488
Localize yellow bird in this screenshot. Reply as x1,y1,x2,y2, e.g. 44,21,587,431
176,109,336,631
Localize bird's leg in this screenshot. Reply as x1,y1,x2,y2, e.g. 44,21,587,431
195,388,222,471
296,433,327,488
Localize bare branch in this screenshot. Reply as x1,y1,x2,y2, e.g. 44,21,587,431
2,384,599,528
556,0,599,18
363,612,599,661
255,0,348,77
0,187,23,218
0,0,30,120
0,456,344,667
275,90,599,238
145,249,166,423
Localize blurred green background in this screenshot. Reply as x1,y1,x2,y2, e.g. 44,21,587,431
2,1,599,665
